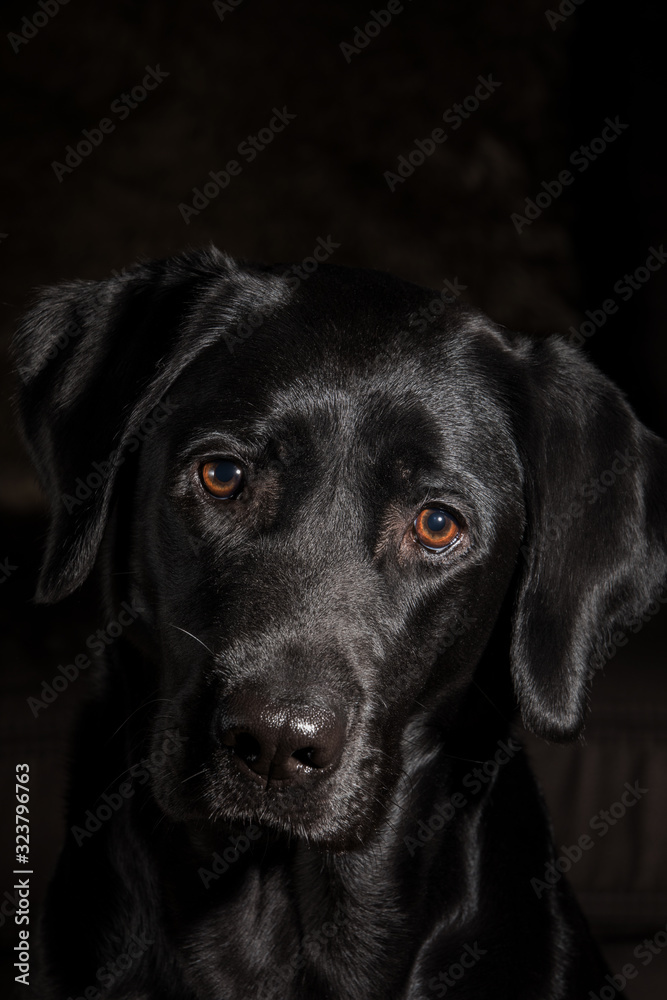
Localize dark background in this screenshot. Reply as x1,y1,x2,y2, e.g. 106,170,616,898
1,0,666,996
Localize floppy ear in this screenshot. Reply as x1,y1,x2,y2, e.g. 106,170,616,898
510,335,667,742
12,248,289,604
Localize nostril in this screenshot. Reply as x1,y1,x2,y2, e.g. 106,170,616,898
224,730,262,766
291,746,318,768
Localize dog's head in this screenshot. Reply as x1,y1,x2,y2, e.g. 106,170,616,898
14,249,667,849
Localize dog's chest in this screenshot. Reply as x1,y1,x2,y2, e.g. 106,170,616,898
173,856,407,1000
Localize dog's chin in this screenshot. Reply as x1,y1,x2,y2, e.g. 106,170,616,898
150,773,383,852
212,804,376,853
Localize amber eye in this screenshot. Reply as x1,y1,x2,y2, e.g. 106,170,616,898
414,507,461,551
200,460,244,499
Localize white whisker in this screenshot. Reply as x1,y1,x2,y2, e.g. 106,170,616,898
168,623,214,656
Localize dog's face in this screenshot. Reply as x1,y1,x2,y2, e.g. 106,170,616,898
14,250,667,850
128,306,526,845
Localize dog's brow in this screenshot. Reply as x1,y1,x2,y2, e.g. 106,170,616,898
174,430,263,462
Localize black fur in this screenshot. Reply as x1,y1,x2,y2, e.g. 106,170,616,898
14,249,667,999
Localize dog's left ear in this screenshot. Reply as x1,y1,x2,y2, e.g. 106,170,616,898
12,258,207,605
509,335,667,742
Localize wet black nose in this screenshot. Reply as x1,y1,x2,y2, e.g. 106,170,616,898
219,693,346,783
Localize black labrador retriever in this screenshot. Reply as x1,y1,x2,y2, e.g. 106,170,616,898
14,249,666,999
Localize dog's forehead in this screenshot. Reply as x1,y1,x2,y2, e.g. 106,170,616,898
167,310,515,474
